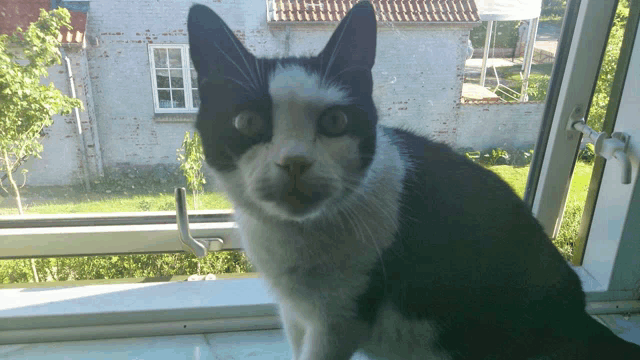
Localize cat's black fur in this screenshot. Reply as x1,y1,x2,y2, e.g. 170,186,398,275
359,129,636,358
188,1,640,359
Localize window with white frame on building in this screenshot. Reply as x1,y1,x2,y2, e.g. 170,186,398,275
149,44,199,112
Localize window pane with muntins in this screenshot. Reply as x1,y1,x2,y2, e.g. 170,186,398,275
158,90,171,108
170,70,184,88
168,48,182,68
172,90,185,108
156,69,170,88
154,48,167,68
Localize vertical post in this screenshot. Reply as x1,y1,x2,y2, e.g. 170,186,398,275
521,20,533,71
480,20,494,87
64,55,91,191
520,17,540,102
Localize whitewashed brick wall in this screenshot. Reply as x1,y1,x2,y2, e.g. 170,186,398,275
19,48,99,187
23,0,544,186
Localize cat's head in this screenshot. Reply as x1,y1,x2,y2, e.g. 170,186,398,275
188,1,377,221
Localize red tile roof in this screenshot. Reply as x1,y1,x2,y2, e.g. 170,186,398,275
0,0,86,45
58,11,87,45
0,0,50,35
267,0,480,23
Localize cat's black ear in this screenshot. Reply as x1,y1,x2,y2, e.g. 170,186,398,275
318,1,377,76
188,4,255,85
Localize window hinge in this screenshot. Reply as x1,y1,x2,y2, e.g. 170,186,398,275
568,107,632,184
175,187,224,258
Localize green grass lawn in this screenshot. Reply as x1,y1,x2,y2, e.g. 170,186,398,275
3,164,593,260
0,191,232,215
1,162,593,283
491,162,594,260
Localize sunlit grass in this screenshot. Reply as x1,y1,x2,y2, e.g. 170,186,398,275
488,165,531,198
2,163,593,260
489,162,594,260
0,191,232,215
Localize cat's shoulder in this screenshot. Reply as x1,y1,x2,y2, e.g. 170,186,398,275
383,126,518,200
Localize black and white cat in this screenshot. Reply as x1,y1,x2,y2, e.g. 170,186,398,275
187,2,640,359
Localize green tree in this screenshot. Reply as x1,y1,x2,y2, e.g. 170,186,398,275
0,8,83,215
177,131,206,210
1,8,83,283
541,0,567,18
588,0,629,131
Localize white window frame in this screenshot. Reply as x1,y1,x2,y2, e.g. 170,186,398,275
528,0,640,302
148,44,199,113
1,0,639,345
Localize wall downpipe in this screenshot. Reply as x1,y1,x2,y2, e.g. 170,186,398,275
62,49,91,191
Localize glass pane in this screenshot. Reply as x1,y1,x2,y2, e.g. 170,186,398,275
170,69,183,88
153,48,167,68
462,16,565,197
1,253,250,284
172,90,185,108
556,1,631,262
190,68,198,86
168,48,182,68
1,0,600,285
158,89,171,108
192,89,200,108
156,69,169,88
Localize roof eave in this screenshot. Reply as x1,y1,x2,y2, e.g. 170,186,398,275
267,20,481,26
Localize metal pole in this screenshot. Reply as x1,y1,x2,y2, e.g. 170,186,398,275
64,55,91,191
520,17,540,102
521,20,533,71
480,20,494,87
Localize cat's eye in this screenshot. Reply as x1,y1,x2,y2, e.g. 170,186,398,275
318,109,348,136
234,110,264,137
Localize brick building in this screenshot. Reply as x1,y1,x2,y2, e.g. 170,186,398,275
2,0,544,187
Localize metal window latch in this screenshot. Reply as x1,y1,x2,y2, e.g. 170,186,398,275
568,107,632,184
175,187,224,258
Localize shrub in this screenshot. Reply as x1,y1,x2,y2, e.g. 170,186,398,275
541,0,567,18
464,147,534,167
498,74,550,103
588,0,629,131
577,143,596,164
469,21,520,51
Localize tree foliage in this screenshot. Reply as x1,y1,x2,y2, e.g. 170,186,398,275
541,0,567,18
469,21,520,50
177,131,206,209
588,0,629,131
0,252,252,283
0,8,83,214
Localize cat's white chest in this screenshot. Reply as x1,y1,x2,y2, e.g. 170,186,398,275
234,212,386,301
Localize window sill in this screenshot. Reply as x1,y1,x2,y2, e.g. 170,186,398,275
2,266,639,346
0,276,280,345
153,112,197,122
575,265,640,317
0,211,239,258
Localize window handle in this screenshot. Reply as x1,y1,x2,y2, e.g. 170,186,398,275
569,107,632,184
175,187,224,258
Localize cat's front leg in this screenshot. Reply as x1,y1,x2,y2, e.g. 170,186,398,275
298,320,368,360
280,305,306,360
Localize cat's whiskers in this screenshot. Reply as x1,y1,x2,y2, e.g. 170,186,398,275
222,143,240,163
340,200,388,283
254,57,263,88
212,42,257,91
220,25,259,89
327,65,370,83
321,167,391,260
224,76,257,94
338,174,399,232
322,10,354,84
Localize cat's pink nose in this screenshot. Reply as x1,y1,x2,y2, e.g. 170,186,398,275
276,156,314,177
